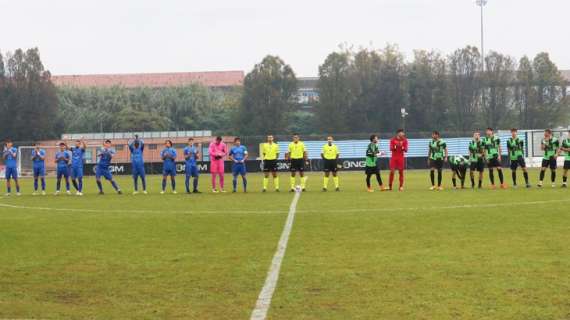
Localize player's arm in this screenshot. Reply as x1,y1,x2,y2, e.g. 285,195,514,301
498,143,502,161
444,144,448,162
171,150,177,160
303,145,308,161
243,148,249,162
285,145,291,161
40,150,46,161
336,146,340,160
403,139,408,153
229,149,235,162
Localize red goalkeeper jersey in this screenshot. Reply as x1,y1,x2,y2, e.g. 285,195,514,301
390,137,408,158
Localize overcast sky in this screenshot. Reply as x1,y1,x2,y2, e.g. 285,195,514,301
1,0,568,76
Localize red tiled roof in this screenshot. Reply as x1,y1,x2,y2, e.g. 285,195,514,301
51,71,244,88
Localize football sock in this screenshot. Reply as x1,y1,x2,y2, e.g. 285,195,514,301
193,177,199,191
366,174,371,188
523,172,529,185
498,170,504,184
290,177,295,189
41,178,46,191
72,179,79,191
219,174,224,189
65,179,70,191
430,170,435,186
96,180,103,192
34,178,38,191
323,177,329,189
185,176,190,192
171,178,176,191
512,171,517,185
389,171,395,188
489,169,495,185
301,177,307,189
334,176,339,188
273,176,279,190
539,170,545,182
134,178,139,191
398,170,404,188
162,179,167,191
551,171,556,183
263,177,269,189
452,178,457,187
470,176,475,188
78,177,83,192
233,176,238,191
242,176,247,191
376,173,383,186
111,180,119,191
437,169,442,186
56,179,61,191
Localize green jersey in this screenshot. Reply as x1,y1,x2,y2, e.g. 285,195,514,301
507,136,524,160
450,155,468,166
429,139,447,160
468,139,484,163
562,138,570,161
542,137,559,160
365,143,379,167
482,135,500,160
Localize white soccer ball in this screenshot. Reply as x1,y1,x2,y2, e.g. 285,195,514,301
295,185,302,192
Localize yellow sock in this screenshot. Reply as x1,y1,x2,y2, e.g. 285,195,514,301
301,176,307,188
334,176,339,188
274,176,279,190
323,177,329,189
263,177,269,190
290,177,296,189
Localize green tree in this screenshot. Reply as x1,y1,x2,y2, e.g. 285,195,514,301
406,50,451,132
316,51,352,132
448,46,481,132
238,55,297,135
481,51,516,128
1,48,59,141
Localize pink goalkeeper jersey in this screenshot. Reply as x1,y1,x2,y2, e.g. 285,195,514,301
209,141,227,161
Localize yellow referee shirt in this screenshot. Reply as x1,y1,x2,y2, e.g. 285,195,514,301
322,143,339,160
288,141,306,159
262,142,280,160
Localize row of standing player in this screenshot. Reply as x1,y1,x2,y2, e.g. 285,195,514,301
425,128,570,190
3,129,570,195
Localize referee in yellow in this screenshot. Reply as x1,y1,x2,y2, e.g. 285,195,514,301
322,135,340,191
286,133,308,192
262,135,280,192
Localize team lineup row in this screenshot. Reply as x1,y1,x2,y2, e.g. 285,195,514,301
2,128,570,196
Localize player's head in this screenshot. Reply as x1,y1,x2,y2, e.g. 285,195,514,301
59,142,66,150
510,128,518,137
369,134,378,143
292,134,299,142
215,136,222,143
75,139,82,147
432,131,440,139
165,140,173,148
187,138,194,146
486,128,494,136
396,129,404,138
544,129,552,138
473,131,480,140
134,140,140,148
104,140,112,148
5,139,12,148
234,137,241,146
32,143,39,149
267,135,274,143
327,135,333,144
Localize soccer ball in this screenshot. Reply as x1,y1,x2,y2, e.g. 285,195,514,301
295,185,302,192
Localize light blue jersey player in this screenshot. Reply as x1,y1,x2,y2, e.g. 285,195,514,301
54,142,71,195
184,138,201,194
31,144,46,195
96,140,122,195
3,140,20,196
69,139,86,195
160,140,177,194
129,135,147,194
229,137,248,193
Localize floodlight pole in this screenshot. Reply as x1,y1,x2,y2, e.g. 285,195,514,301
477,0,488,114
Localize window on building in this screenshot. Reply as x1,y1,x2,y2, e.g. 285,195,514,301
149,144,158,150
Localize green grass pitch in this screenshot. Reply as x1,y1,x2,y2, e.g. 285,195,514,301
0,170,569,319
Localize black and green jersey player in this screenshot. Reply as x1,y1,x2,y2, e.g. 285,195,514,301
428,131,448,190
507,128,530,188
449,155,468,189
482,127,506,189
538,129,560,188
560,129,570,188
468,131,485,189
365,134,385,192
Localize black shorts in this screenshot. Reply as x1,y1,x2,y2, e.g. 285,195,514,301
365,166,380,175
470,159,485,172
510,156,526,170
541,158,557,170
429,159,444,170
290,159,305,172
450,164,467,179
263,160,277,172
323,159,338,173
564,160,570,170
487,158,501,168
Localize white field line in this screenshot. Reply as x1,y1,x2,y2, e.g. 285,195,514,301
0,202,285,215
250,190,301,320
0,198,568,215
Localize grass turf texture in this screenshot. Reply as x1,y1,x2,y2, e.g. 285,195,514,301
0,170,568,319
